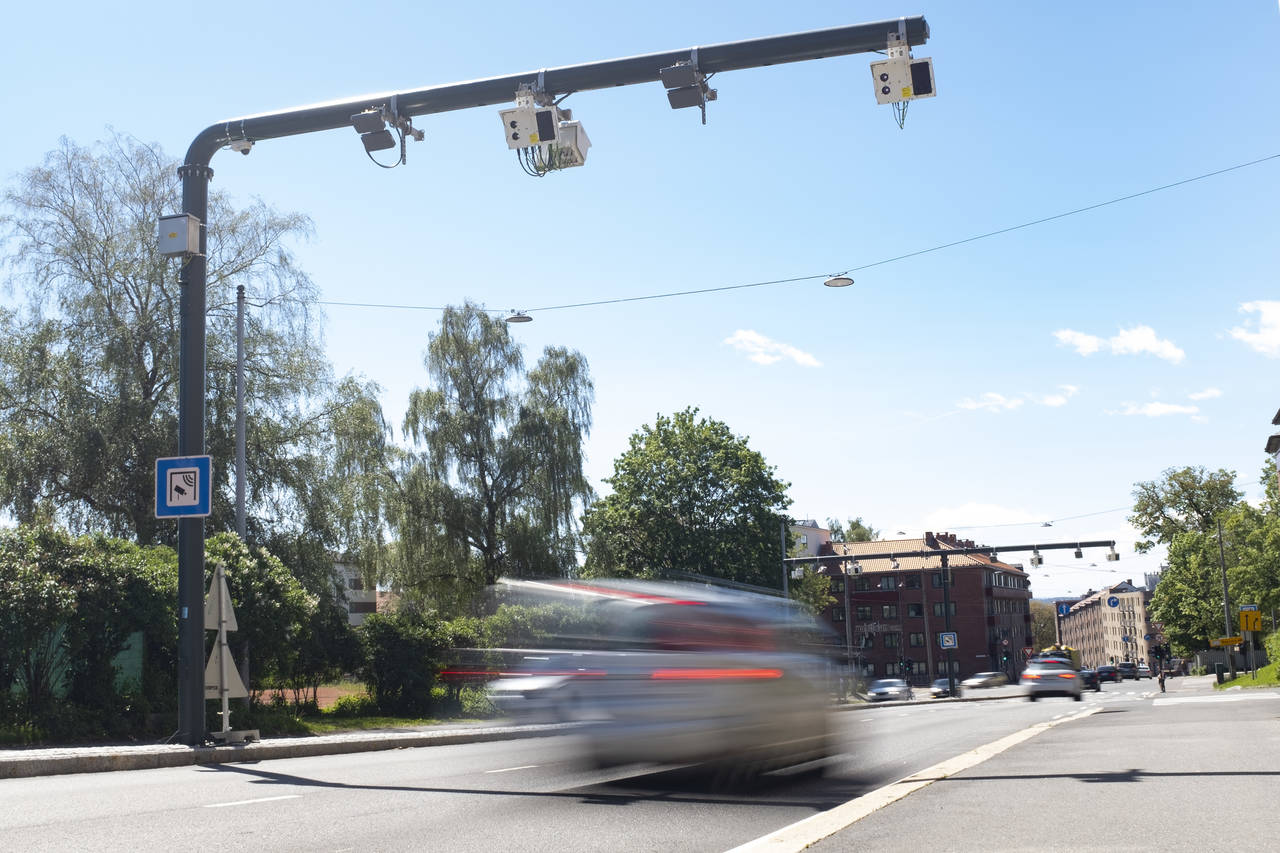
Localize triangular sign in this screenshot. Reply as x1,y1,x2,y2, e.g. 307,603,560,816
204,642,250,699
204,570,238,632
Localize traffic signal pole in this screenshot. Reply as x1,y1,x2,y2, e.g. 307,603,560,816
173,17,931,746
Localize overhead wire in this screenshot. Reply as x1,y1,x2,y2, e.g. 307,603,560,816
313,153,1279,315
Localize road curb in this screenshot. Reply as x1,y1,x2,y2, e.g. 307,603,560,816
0,723,570,780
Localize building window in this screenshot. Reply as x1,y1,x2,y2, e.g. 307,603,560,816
349,601,376,614
854,577,871,591
936,660,959,675
884,632,900,648
800,534,808,547
832,608,845,622
348,576,365,591
907,602,923,618
880,576,896,591
932,572,945,588
904,574,921,590
909,632,925,648
882,604,898,619
932,602,956,617
831,577,845,593
856,606,872,621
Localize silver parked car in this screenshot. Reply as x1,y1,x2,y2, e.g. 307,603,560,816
961,671,1009,689
867,678,914,702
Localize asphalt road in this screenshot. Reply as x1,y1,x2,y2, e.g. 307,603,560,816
3,677,1247,853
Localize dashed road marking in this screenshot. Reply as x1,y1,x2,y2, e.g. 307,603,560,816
485,764,540,773
204,794,301,808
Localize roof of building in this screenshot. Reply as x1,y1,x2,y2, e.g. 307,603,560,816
817,531,1027,575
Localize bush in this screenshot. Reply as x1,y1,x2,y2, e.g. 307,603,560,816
1190,665,1208,676
328,693,378,717
1264,631,1280,665
359,610,450,716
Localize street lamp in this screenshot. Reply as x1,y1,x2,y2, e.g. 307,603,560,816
823,275,854,288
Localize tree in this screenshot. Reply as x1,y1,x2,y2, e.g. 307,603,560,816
0,132,375,550
1129,466,1242,553
1029,600,1058,650
382,302,594,612
1148,530,1231,655
581,407,792,588
826,517,879,543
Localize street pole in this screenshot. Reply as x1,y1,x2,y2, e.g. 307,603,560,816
235,285,246,539
174,17,932,746
1217,519,1236,680
176,162,211,747
842,560,854,697
942,552,955,696
780,521,789,599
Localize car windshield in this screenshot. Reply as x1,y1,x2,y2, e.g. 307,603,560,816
871,679,906,689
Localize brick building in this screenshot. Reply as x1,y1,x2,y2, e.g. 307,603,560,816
812,532,1034,684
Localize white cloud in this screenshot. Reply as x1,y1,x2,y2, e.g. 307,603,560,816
1054,329,1102,356
723,330,821,367
1054,325,1184,364
1109,326,1185,364
1229,300,1280,358
958,392,1024,413
1114,401,1199,417
1188,387,1222,401
1037,384,1080,407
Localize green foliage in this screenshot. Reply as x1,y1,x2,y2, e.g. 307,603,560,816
0,523,176,736
0,133,387,570
379,301,594,613
582,407,792,587
1029,600,1058,650
826,517,879,543
1149,530,1233,654
358,610,452,715
791,572,834,617
1265,630,1280,665
327,693,379,717
1129,466,1242,553
204,532,314,690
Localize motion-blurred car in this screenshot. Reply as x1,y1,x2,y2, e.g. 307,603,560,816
500,580,834,781
1117,662,1139,680
1021,658,1083,701
961,671,1009,689
1136,664,1152,679
867,678,914,702
485,653,602,722
1096,665,1121,683
929,677,960,698
1078,668,1102,691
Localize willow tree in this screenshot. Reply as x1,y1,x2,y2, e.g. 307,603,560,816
0,132,382,560
385,302,594,612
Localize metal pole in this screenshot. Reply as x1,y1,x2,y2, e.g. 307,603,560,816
176,163,211,747
780,521,789,598
1217,520,1236,680
920,572,934,678
843,560,854,695
943,552,955,696
235,285,246,539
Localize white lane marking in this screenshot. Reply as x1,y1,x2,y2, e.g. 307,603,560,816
1154,691,1280,706
859,717,875,722
726,705,1100,853
204,795,301,809
485,764,540,774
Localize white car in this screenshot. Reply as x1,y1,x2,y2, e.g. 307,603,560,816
867,678,914,702
1021,658,1083,701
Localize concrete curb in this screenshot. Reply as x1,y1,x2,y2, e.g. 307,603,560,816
0,723,571,780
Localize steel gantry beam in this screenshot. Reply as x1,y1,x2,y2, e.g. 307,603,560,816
173,17,931,746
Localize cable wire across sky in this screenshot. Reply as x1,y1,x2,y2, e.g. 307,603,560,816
318,153,1280,316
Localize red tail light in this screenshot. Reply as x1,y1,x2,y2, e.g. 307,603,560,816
1056,673,1076,679
650,668,783,680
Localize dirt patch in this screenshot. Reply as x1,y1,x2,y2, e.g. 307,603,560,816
255,684,366,709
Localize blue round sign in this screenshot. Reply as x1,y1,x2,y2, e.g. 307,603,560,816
1107,596,1120,608
1143,633,1152,641
1057,602,1071,617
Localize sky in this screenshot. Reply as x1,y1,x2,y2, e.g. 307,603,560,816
2,2,1278,599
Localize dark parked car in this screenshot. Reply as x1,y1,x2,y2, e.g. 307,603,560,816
1116,662,1138,680
1078,668,1102,691
929,677,961,698
1096,665,1121,683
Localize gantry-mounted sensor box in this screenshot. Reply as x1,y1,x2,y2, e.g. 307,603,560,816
498,105,562,149
158,213,200,256
870,55,936,105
